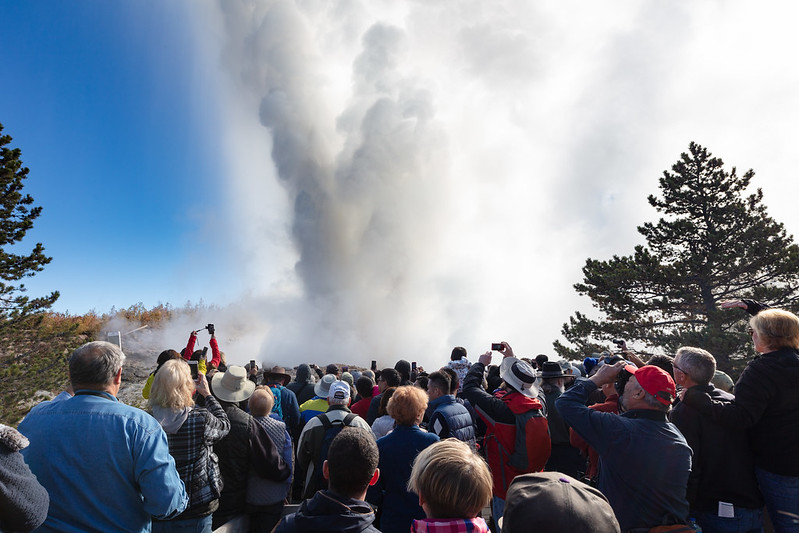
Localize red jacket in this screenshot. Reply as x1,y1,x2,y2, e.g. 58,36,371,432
350,396,372,419
463,363,550,500
183,333,221,372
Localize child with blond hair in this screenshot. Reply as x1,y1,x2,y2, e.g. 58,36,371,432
407,439,492,533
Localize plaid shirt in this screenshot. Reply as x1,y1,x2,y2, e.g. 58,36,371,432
166,395,231,511
411,518,489,533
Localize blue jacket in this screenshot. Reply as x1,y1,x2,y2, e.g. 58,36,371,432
557,379,691,532
19,391,188,533
269,385,301,433
427,394,476,448
367,425,439,533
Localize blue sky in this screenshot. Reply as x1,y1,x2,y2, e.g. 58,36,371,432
3,2,799,367
1,1,230,314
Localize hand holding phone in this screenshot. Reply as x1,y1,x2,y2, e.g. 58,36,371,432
195,372,210,396
188,360,199,380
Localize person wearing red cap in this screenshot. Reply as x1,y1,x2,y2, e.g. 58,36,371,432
557,361,691,532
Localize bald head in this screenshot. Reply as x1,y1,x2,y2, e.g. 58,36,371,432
248,387,275,417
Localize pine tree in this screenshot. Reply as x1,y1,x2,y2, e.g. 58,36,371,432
555,142,799,372
0,123,59,321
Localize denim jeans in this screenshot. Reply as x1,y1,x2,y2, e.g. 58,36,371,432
492,496,505,532
152,514,213,533
694,506,763,533
756,467,799,533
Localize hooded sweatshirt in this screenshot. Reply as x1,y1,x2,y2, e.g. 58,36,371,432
152,406,192,433
288,364,317,405
274,490,379,533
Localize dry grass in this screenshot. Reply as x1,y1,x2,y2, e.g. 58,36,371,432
0,302,208,426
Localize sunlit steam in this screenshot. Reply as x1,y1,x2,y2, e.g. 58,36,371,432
165,0,799,370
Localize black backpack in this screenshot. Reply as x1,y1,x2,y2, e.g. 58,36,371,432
311,412,358,493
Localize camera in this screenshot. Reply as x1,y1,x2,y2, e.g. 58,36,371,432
206,324,215,335
188,360,199,380
612,339,626,350
491,343,503,351
614,366,633,397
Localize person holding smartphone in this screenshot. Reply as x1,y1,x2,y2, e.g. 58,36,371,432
149,360,231,532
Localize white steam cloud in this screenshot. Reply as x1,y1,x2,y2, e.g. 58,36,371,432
172,1,799,370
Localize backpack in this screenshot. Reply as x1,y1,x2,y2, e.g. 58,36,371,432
508,409,544,471
269,384,284,420
311,412,358,493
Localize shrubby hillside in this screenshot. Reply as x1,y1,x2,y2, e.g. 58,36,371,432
0,303,202,426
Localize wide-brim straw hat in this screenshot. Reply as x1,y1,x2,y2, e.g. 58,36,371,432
500,357,539,398
212,365,256,403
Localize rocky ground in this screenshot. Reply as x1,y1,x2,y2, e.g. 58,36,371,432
117,351,156,409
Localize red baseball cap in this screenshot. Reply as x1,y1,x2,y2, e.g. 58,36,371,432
623,364,676,406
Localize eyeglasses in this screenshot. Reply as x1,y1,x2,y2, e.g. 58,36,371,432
672,362,686,375
747,328,755,336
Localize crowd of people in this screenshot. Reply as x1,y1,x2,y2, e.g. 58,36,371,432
2,299,798,533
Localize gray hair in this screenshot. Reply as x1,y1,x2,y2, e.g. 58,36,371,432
540,379,565,395
328,396,350,407
675,346,716,385
69,341,126,387
641,390,671,413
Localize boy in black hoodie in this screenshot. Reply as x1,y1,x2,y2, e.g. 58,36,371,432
275,427,381,533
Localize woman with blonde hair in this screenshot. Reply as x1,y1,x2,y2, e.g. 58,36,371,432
367,385,439,533
408,439,492,532
149,359,231,532
684,301,799,533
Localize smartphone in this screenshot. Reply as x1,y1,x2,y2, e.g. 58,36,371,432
411,361,417,371
250,359,256,370
491,343,503,351
371,360,377,371
188,360,199,380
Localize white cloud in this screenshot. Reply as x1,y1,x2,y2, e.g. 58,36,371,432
177,0,799,368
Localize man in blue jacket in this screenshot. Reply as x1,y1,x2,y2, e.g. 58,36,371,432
19,341,188,533
426,370,476,448
557,361,691,532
